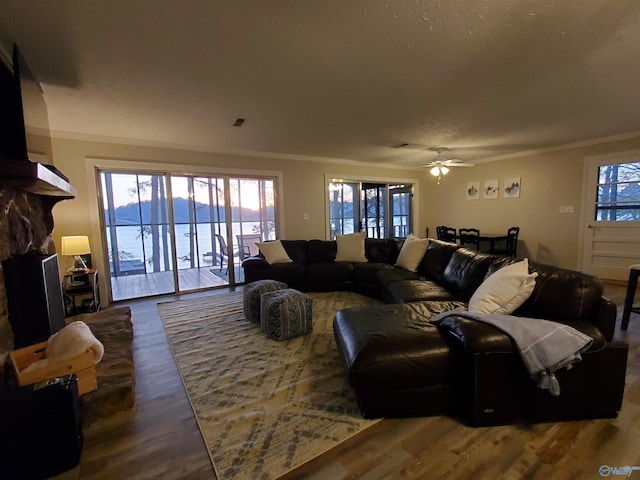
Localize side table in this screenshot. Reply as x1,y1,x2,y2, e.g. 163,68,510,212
63,270,101,317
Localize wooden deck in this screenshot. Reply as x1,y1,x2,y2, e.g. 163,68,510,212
110,266,245,301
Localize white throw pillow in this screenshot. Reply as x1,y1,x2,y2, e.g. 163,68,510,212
256,240,293,265
468,258,538,314
335,232,367,262
395,234,428,272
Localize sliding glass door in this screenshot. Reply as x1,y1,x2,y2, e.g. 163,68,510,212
100,170,277,301
328,179,413,239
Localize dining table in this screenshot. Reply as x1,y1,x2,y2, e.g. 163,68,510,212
474,233,509,254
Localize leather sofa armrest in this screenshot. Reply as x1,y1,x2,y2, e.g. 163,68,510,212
592,297,617,342
241,256,270,270
437,316,515,354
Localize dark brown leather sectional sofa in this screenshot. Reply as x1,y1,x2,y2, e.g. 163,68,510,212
242,238,628,426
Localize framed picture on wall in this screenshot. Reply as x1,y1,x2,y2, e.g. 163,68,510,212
483,179,499,199
466,182,480,200
504,177,521,198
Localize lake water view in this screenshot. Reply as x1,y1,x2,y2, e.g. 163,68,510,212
107,221,269,275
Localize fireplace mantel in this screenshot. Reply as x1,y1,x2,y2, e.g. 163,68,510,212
0,159,76,198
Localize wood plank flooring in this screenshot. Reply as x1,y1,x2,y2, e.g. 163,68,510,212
57,284,640,480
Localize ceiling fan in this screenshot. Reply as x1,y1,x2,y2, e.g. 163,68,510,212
420,148,474,185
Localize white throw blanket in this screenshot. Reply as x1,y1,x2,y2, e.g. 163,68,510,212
22,321,104,373
429,307,593,396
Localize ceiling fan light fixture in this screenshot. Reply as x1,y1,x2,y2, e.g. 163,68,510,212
430,165,449,177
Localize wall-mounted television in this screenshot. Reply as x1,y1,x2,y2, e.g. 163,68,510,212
0,44,54,164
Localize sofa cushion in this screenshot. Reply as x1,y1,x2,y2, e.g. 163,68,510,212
417,239,459,282
376,267,420,288
353,262,393,284
386,279,458,304
252,262,306,290
335,232,367,262
395,234,428,272
365,238,400,264
280,240,309,264
256,240,293,265
468,259,538,314
307,239,337,263
306,261,353,283
440,248,499,301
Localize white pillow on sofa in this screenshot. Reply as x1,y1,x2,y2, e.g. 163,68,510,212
468,258,538,314
256,240,293,265
335,232,367,262
395,234,428,272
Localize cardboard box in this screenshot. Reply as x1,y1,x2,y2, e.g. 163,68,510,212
10,341,97,395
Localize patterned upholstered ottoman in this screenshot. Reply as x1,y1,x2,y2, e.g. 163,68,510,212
260,289,313,340
243,280,288,323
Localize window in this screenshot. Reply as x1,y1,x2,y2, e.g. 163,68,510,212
596,162,640,221
390,185,411,238
362,183,386,238
327,179,413,239
329,182,359,237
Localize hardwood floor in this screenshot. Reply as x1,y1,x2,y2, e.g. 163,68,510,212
57,284,639,480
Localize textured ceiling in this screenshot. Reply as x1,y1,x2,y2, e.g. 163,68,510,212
2,0,640,167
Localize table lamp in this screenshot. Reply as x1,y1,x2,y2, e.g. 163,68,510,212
61,236,91,273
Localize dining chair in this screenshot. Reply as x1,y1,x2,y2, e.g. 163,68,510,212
505,226,520,257
436,226,457,243
458,228,480,250
493,226,520,257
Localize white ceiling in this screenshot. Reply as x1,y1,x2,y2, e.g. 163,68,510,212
2,0,640,167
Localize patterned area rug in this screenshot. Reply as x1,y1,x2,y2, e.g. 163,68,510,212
157,290,382,480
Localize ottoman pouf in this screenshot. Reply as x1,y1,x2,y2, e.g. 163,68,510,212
243,280,288,323
260,289,313,340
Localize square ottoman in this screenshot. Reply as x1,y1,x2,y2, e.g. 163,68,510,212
260,289,313,340
243,280,288,323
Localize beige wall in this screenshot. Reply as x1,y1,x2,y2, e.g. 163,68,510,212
48,134,640,304
427,136,640,269
49,137,424,300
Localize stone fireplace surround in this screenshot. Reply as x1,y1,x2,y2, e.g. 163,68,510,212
0,186,136,426
0,187,55,369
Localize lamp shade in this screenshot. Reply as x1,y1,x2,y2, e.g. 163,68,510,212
61,236,91,256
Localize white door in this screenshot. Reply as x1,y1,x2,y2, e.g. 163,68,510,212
581,154,640,281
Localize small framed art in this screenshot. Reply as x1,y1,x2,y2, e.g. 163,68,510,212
504,177,521,198
483,179,499,199
466,182,480,200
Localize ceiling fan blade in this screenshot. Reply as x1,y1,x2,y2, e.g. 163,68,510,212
446,162,474,167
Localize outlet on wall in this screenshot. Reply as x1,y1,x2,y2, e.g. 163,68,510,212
559,205,575,213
